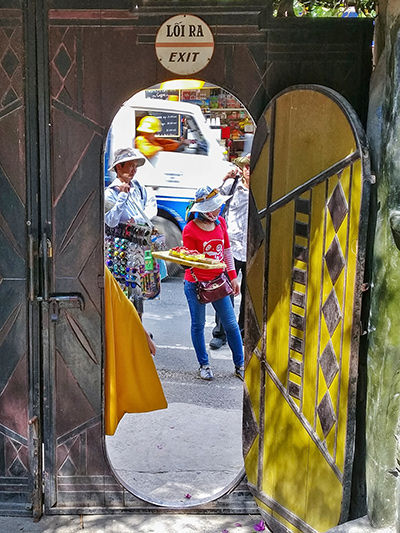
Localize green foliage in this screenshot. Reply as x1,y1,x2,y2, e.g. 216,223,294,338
274,0,376,17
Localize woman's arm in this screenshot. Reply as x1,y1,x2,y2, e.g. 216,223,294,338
104,188,128,227
230,277,240,296
144,330,156,356
220,217,239,294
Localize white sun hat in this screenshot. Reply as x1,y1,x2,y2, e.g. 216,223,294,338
108,147,145,171
189,186,231,214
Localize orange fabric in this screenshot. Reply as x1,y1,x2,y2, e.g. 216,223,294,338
104,268,167,435
135,135,180,159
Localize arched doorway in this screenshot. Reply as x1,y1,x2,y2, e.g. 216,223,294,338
103,81,254,507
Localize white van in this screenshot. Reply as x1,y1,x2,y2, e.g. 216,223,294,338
105,95,235,270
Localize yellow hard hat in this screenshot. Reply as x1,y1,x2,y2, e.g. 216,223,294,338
137,115,162,133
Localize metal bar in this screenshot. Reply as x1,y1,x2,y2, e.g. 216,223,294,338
257,100,276,492
41,233,49,301
48,293,85,310
258,151,360,219
41,301,57,510
247,482,318,533
24,0,43,519
264,360,342,482
28,234,35,303
36,0,56,514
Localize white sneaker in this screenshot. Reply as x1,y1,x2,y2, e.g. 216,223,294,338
199,365,214,380
235,366,245,381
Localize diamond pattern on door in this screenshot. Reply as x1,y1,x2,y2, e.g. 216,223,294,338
6,437,28,477
50,29,78,108
0,26,22,112
320,341,339,388
243,87,370,532
315,173,351,455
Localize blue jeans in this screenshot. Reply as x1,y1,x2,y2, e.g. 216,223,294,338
212,258,246,340
184,280,244,368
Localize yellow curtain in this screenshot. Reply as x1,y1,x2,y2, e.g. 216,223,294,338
104,268,167,435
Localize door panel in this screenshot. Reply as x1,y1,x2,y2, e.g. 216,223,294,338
0,4,40,515
243,86,371,532
43,5,258,512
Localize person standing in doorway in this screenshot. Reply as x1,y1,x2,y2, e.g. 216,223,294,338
209,155,250,350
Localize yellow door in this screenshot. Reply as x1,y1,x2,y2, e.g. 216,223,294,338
243,86,371,532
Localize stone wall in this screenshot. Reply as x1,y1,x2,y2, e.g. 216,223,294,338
366,0,400,528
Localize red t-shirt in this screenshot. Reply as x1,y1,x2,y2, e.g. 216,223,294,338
183,217,237,282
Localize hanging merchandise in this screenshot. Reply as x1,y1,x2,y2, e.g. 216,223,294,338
105,222,165,303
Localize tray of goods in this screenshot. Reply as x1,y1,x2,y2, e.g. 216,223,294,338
152,247,226,270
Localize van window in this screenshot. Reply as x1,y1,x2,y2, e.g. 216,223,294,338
184,114,208,155
136,111,209,156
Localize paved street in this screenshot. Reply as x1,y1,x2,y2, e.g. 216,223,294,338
106,275,245,507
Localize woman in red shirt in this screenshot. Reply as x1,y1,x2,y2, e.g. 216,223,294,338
183,186,245,381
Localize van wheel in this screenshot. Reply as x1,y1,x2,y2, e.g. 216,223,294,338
151,216,183,278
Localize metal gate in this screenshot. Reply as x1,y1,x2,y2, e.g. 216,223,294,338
243,86,371,532
0,0,373,523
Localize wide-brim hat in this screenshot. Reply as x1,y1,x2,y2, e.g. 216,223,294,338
108,147,145,171
189,186,231,214
233,154,250,170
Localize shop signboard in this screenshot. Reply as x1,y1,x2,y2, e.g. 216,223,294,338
155,14,214,75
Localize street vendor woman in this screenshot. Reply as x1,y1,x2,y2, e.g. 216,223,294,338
105,147,157,227
183,186,245,382
105,147,158,318
135,115,188,160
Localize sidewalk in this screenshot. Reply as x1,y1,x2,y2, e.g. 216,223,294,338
0,513,264,533
2,513,395,533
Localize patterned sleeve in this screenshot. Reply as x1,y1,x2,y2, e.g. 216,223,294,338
224,247,237,280
220,217,237,280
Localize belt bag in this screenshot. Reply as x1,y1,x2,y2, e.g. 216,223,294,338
191,269,233,304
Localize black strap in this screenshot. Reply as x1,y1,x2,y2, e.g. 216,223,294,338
221,174,240,218
190,267,198,282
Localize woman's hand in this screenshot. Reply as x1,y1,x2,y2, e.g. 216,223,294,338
144,330,156,356
117,183,130,193
231,277,240,296
223,168,241,182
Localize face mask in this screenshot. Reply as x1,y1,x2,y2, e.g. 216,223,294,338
202,212,218,222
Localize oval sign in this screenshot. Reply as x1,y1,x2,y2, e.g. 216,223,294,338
155,14,214,75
